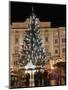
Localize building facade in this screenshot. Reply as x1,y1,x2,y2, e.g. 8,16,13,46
10,18,66,69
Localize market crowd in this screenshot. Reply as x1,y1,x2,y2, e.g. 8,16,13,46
11,68,65,88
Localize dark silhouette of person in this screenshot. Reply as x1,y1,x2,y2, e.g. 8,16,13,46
55,71,61,85
34,70,42,87
43,70,49,86
34,70,39,86
26,72,30,87
37,70,42,86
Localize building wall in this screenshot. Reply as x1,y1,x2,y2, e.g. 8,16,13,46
10,18,66,68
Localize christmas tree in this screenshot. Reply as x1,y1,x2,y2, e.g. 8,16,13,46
19,7,48,67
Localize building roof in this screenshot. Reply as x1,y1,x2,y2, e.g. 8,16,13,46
11,18,51,29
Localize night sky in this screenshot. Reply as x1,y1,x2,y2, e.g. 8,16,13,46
10,1,66,27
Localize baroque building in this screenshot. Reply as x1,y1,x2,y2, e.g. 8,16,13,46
10,18,66,69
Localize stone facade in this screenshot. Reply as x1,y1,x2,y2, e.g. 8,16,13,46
10,18,66,69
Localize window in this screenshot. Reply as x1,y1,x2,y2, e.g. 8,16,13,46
15,31,19,44
15,37,19,43
55,49,58,54
15,31,19,33
62,48,65,53
14,60,18,66
55,39,58,43
45,37,48,42
15,47,19,53
45,30,48,32
62,38,65,43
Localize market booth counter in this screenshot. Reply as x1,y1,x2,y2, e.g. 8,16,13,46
53,61,66,85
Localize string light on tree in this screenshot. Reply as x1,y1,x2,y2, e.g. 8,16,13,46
19,7,49,67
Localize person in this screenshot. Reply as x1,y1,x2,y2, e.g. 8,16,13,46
48,70,56,86
55,71,61,85
26,72,30,87
43,69,49,86
34,69,42,87
34,70,39,87
38,69,42,86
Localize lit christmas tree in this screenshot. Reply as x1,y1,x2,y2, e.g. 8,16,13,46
19,7,49,67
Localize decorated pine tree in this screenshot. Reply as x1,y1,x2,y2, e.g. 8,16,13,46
19,7,49,67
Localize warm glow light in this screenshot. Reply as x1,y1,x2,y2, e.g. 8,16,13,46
50,60,55,69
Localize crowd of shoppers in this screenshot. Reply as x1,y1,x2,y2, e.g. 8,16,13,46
11,68,65,88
